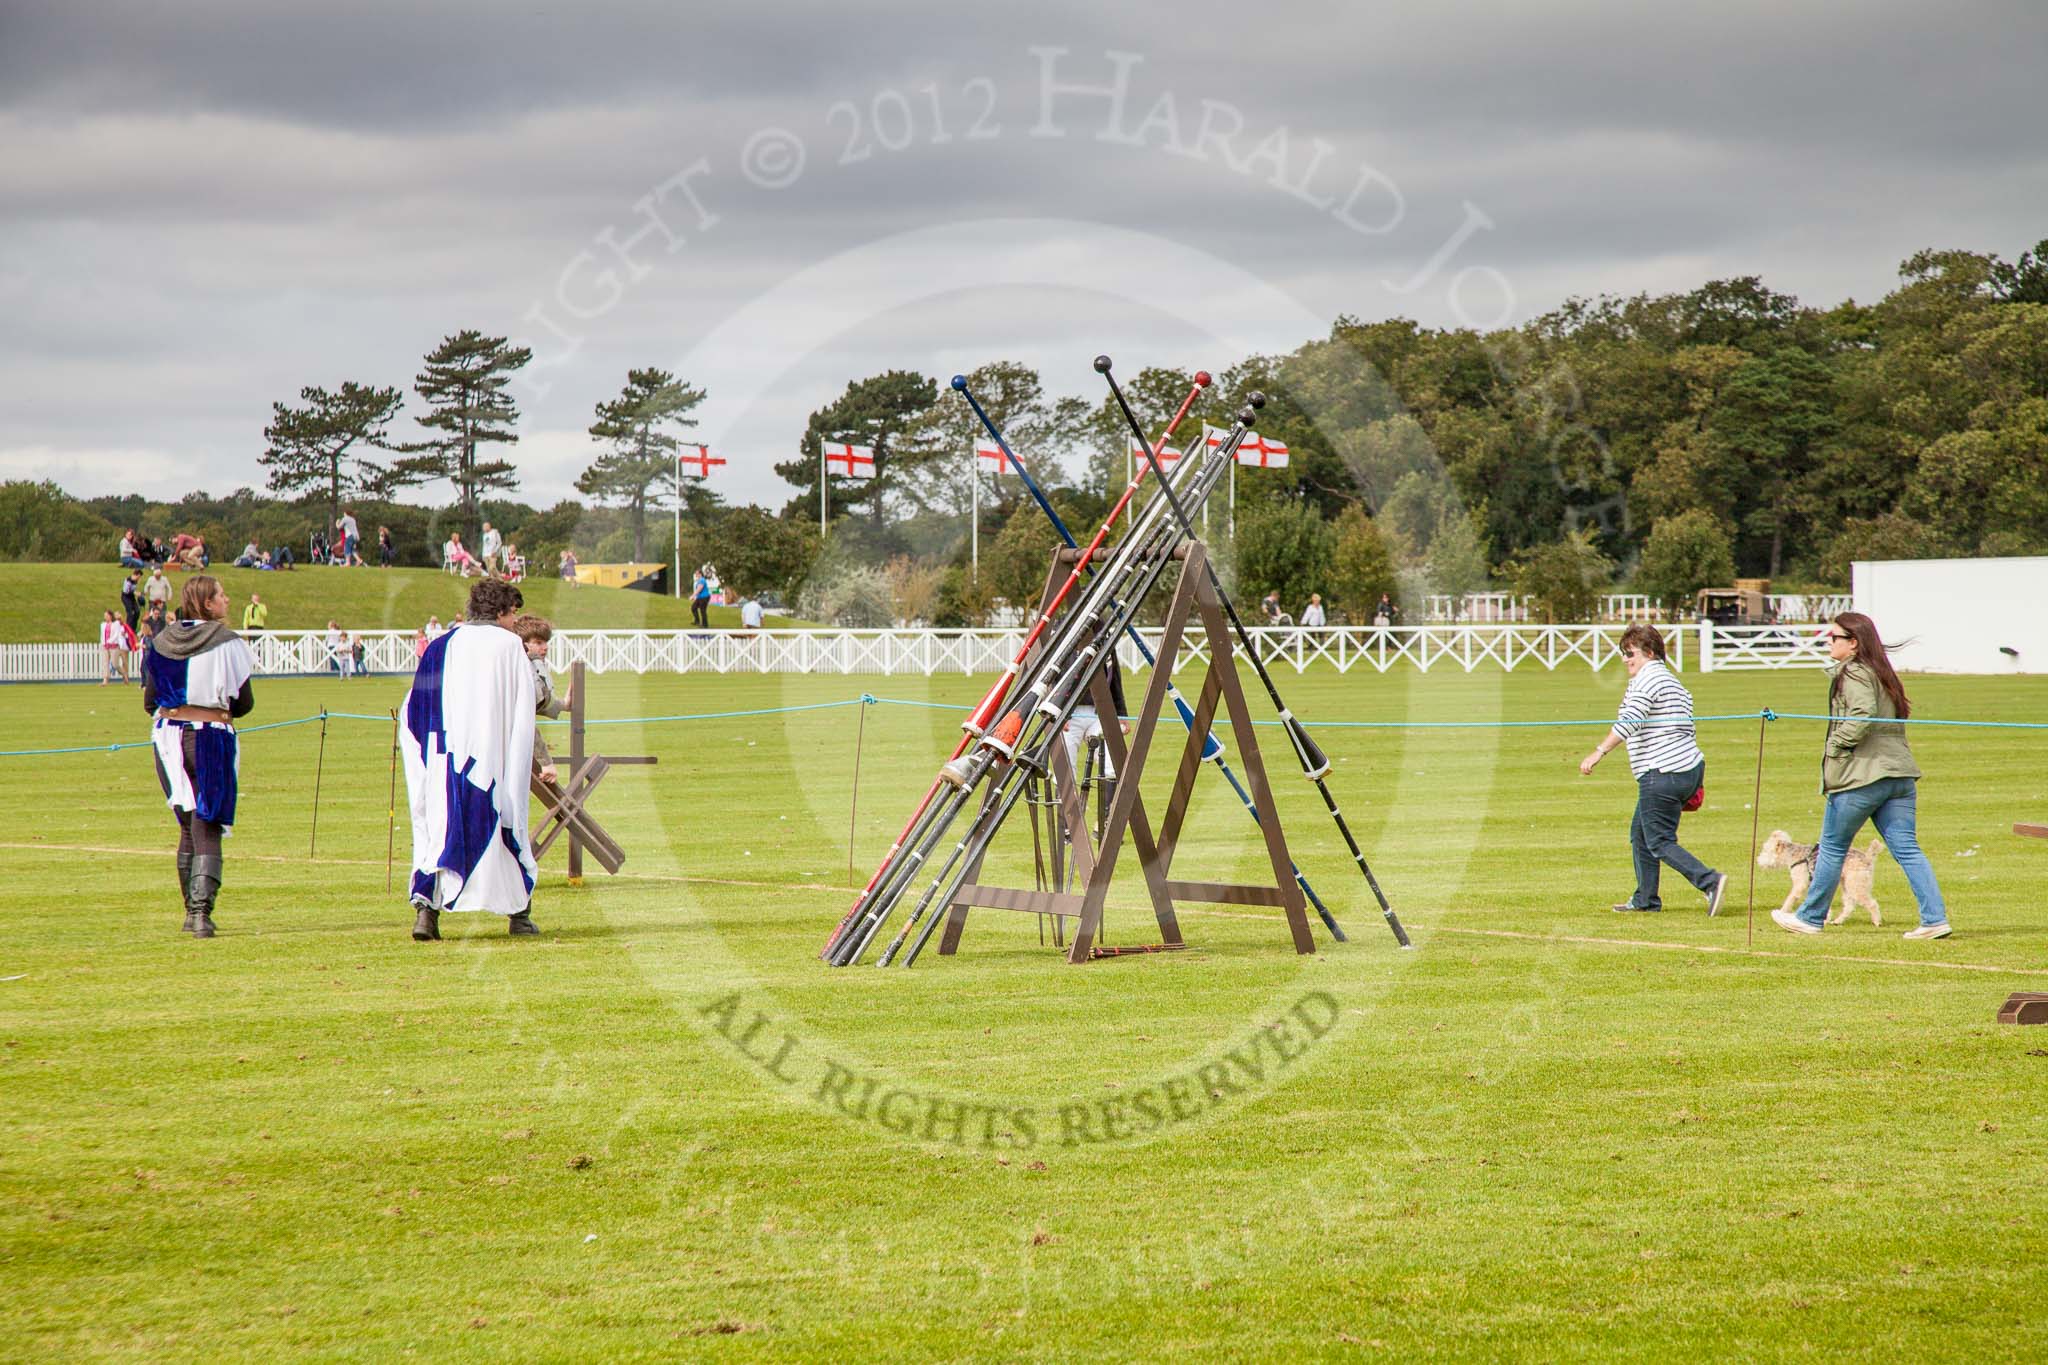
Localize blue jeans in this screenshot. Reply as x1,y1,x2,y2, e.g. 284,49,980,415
1796,776,1947,927
1628,761,1717,909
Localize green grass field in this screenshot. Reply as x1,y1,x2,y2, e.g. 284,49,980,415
0,564,792,642
5,662,2047,1360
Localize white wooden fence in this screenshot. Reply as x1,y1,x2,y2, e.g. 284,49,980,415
6,622,1848,682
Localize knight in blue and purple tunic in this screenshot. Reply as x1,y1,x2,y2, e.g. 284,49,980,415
140,575,256,939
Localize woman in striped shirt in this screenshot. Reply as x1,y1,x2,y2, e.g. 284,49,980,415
1579,624,1728,915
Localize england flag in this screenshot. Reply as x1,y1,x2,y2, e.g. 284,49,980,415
677,444,725,478
822,441,876,479
974,440,1007,474
1236,434,1290,468
1128,437,1183,469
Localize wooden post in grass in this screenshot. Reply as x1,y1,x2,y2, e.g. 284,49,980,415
847,698,868,887
384,708,400,893
567,662,585,885
1747,710,1766,948
309,706,329,858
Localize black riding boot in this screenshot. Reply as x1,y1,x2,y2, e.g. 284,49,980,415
188,854,221,939
178,852,195,933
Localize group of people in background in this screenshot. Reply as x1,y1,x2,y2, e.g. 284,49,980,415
442,522,525,580
1581,615,1951,941
1258,590,1398,629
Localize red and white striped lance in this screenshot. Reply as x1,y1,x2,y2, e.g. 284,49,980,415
822,441,876,479
676,444,724,478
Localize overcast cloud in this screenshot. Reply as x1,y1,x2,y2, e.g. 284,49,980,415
2,0,2044,510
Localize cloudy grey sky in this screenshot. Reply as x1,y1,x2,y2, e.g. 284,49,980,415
3,0,2043,512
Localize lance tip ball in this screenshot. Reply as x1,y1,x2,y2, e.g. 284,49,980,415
950,374,967,390
1092,354,1113,374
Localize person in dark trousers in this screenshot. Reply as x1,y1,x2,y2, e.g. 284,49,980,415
141,575,257,938
120,570,142,630
691,563,714,629
1579,623,1727,915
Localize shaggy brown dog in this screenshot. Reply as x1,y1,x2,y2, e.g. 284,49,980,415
1756,831,1885,926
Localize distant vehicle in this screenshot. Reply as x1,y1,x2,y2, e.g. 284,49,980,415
1695,586,1771,625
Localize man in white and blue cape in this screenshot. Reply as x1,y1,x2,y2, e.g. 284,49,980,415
402,578,540,940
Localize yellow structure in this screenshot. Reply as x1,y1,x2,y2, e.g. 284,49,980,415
574,562,665,591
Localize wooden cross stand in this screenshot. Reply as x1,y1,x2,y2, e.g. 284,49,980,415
936,540,1316,964
529,662,655,884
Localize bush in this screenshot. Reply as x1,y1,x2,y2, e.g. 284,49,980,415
884,555,946,626
1234,498,1336,616
0,482,120,562
933,564,997,627
1512,529,1613,623
799,565,896,627
1636,510,1737,614
1425,508,1491,601
1818,512,1952,584
1324,505,1396,622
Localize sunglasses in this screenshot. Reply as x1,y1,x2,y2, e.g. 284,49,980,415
1827,632,1853,642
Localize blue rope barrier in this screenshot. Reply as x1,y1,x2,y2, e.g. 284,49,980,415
7,695,2044,761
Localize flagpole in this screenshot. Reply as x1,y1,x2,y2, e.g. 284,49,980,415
819,440,827,535
673,454,682,599
970,446,979,582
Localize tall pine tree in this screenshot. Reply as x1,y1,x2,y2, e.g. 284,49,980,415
576,368,707,562
390,330,532,538
258,381,404,533
775,370,936,530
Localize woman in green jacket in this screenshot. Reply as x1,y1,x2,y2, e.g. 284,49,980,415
1773,613,1951,939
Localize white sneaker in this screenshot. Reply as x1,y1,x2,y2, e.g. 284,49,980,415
1902,922,1953,940
1706,873,1729,917
1771,908,1821,936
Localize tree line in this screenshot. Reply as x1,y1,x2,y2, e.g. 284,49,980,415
5,240,2042,622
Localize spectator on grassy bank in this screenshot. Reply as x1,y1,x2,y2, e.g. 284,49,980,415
101,610,127,684
121,570,142,630
377,525,395,567
241,594,267,633
559,549,579,588
1580,623,1727,916
338,508,363,566
168,533,207,570
480,521,503,575
444,531,479,577
1300,593,1326,627
325,620,346,676
119,529,151,569
145,567,172,616
691,563,714,628
1774,613,1952,941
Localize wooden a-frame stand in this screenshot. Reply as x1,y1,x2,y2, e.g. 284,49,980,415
936,540,1315,964
529,661,656,882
